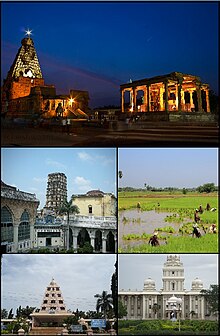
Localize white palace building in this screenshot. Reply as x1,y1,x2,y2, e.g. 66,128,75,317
119,255,216,321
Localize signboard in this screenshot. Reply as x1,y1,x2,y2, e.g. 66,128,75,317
91,319,106,328
70,325,83,332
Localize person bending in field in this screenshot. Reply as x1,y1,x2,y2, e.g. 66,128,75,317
198,204,203,214
209,224,217,234
137,202,141,208
192,223,201,238
194,209,200,223
148,232,160,246
206,203,211,211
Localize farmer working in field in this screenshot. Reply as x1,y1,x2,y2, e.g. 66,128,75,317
192,223,201,238
198,204,203,214
148,232,160,246
194,209,200,223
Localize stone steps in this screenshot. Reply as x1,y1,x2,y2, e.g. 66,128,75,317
29,327,64,335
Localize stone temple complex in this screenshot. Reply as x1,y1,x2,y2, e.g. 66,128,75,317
1,32,89,119
119,255,215,321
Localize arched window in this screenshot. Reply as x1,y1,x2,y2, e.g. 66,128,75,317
18,210,30,241
1,206,13,243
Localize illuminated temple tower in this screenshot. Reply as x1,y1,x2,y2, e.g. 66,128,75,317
30,278,72,329
44,173,67,213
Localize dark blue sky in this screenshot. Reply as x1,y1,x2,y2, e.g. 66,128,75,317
1,1,218,107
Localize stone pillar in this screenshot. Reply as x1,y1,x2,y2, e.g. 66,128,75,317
189,296,192,320
130,89,134,112
205,89,210,112
178,80,183,112
196,83,202,112
189,91,194,111
143,295,146,319
164,81,169,112
159,87,164,111
121,90,125,113
73,234,78,250
143,86,147,112
14,224,19,253
133,88,136,112
90,235,95,250
102,238,107,253
147,85,150,112
114,235,117,253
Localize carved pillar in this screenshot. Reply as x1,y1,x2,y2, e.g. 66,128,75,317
205,89,210,112
196,83,202,112
159,87,164,111
189,91,194,111
133,88,136,112
147,85,150,112
178,79,183,112
73,234,78,250
121,90,124,113
164,81,169,112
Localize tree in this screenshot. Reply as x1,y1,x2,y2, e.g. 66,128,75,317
197,183,216,193
118,171,123,179
16,306,35,319
1,308,8,319
8,308,14,319
59,197,80,250
77,242,93,253
200,285,219,314
94,291,113,318
111,261,117,317
118,300,127,319
182,188,187,194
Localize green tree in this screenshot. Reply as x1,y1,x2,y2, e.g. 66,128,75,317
197,183,216,193
8,308,14,319
111,261,117,317
94,291,113,318
118,300,127,319
1,308,8,319
200,285,219,314
182,188,188,194
16,306,35,319
77,241,93,253
59,197,80,250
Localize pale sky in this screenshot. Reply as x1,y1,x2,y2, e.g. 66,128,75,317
1,254,116,315
1,148,116,209
119,148,218,189
119,254,218,292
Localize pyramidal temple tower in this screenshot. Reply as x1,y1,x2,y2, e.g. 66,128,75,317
40,278,67,313
30,278,72,329
2,32,45,103
44,173,67,213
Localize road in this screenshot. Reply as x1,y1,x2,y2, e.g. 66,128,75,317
1,123,219,147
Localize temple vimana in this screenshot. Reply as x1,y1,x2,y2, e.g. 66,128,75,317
1,32,212,119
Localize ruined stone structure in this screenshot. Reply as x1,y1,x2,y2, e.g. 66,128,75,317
30,278,72,329
44,173,67,214
121,72,210,114
119,255,215,321
1,33,89,119
1,181,39,253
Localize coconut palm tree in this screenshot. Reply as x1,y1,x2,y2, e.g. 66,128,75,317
59,197,79,250
94,291,113,318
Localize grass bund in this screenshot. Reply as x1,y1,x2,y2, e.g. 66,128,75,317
118,191,218,253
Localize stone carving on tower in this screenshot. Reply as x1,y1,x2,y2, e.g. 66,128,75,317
44,173,67,213
2,31,44,104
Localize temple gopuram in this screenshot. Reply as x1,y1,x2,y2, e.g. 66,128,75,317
120,72,210,114
1,32,89,119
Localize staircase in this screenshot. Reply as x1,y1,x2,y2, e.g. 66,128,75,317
29,327,64,335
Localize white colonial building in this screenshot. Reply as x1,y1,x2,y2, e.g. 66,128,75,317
119,255,215,320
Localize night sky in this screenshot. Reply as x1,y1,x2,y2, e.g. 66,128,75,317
1,1,218,108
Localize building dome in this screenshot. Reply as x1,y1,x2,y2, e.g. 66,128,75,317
191,277,203,290
143,277,156,291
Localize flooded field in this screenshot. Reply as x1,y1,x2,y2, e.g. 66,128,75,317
119,209,184,249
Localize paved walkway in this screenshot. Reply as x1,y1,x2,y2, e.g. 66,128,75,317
1,123,219,147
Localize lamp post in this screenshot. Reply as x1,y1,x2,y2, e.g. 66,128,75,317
176,298,182,332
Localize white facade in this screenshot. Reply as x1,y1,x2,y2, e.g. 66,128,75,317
119,255,213,320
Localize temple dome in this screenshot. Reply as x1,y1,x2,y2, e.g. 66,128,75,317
191,277,203,290
143,277,156,291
